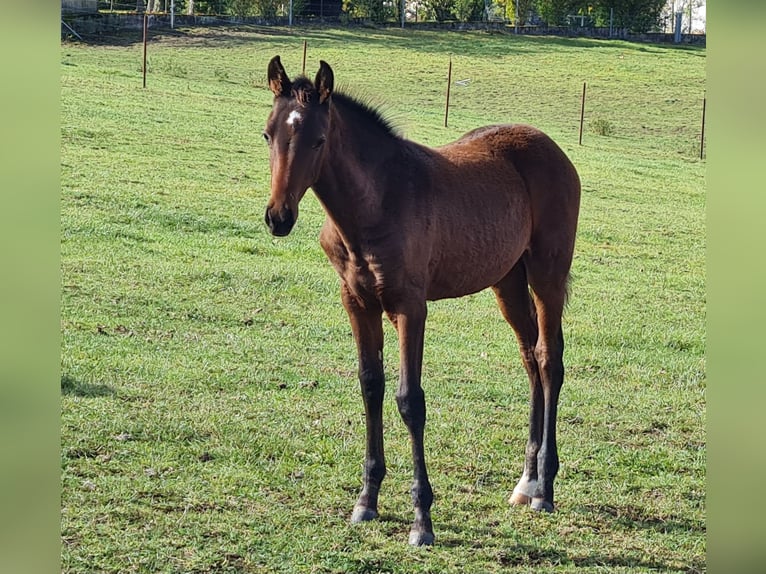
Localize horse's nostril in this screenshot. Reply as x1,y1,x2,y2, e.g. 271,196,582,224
265,206,295,236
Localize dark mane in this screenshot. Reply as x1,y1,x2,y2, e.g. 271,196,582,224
288,75,398,139
332,90,400,138
288,74,399,137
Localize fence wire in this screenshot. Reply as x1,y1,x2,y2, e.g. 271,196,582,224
60,19,706,159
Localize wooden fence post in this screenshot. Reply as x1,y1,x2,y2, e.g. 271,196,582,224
142,14,148,89
579,82,586,145
444,56,452,128
700,92,706,160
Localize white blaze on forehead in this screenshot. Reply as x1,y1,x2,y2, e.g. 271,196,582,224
286,110,303,126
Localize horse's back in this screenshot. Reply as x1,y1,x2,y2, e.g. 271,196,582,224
419,124,580,300
443,124,578,185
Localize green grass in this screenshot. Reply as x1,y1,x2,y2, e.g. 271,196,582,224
61,26,705,573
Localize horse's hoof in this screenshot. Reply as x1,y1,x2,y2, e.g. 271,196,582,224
530,498,555,513
408,530,435,547
509,491,532,506
350,505,379,523
510,477,537,506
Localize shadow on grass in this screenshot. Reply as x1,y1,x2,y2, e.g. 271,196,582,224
430,504,704,571
496,543,704,570
66,23,297,47
61,374,115,398
578,502,705,536
66,23,706,57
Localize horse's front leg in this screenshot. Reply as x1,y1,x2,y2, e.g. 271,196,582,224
391,300,434,546
341,285,387,524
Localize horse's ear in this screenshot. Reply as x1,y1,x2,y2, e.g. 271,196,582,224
267,55,291,98
315,60,334,104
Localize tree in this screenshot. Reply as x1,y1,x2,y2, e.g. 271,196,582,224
191,0,228,13
231,0,256,16
453,0,484,21
505,0,535,25
534,0,574,25
423,0,456,21
528,1,667,32
592,0,665,33
343,0,394,21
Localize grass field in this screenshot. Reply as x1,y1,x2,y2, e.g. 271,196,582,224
61,26,705,573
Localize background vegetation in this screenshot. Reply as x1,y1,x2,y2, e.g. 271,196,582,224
61,25,705,573
98,0,703,31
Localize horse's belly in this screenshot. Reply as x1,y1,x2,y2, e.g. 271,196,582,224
425,185,532,300
426,228,529,300
426,258,516,300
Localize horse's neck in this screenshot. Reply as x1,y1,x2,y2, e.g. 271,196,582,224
313,105,398,244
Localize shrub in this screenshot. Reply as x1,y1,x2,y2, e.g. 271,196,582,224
591,117,614,136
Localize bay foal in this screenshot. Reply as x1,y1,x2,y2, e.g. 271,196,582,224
262,56,580,546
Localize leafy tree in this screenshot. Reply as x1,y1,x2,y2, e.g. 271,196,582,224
344,0,394,21
191,0,228,13
252,0,280,17
453,0,485,21
231,0,256,16
593,0,665,32
504,0,535,24
166,0,189,13
534,0,573,25
423,0,456,21
528,0,666,31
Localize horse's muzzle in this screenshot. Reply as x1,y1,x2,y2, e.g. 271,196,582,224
265,205,295,237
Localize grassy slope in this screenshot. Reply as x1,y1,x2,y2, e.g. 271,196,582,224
61,27,705,573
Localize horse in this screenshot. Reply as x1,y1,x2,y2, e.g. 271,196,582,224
262,55,581,546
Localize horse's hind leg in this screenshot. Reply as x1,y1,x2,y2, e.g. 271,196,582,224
341,285,387,524
492,261,544,507
523,248,571,512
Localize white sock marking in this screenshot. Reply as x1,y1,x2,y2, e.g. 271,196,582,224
513,476,538,498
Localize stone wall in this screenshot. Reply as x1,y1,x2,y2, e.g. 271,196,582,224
61,0,98,14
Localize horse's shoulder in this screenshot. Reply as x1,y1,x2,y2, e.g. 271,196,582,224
319,217,345,258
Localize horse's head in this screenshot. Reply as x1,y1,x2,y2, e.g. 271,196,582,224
263,56,334,236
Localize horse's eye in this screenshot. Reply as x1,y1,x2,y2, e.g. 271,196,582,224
313,136,326,150
262,132,271,144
